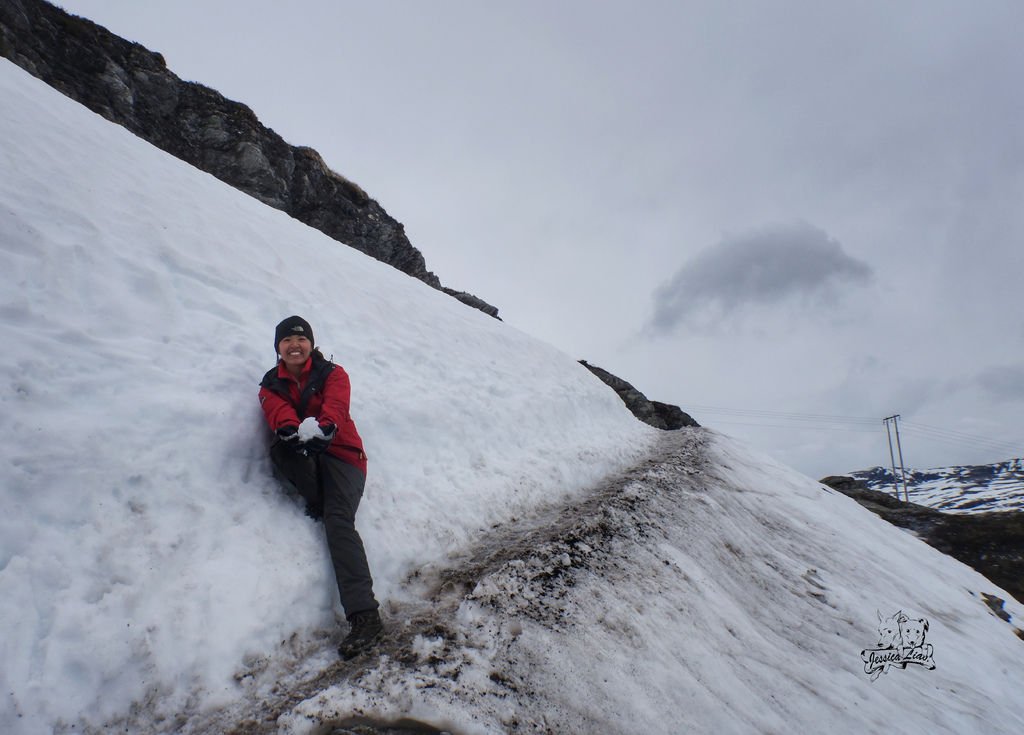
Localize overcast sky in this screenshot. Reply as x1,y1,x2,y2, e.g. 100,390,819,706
54,0,1024,478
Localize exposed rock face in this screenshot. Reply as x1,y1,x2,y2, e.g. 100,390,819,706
579,361,699,430
441,287,501,320
2,1,693,421
0,0,498,317
820,475,1024,604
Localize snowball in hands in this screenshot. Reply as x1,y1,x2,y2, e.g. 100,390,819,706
297,416,326,442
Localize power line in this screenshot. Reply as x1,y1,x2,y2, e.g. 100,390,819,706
901,419,1021,446
708,419,881,433
899,421,1021,456
684,404,879,425
682,403,1023,458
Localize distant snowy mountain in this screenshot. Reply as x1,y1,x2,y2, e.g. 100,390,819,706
3,59,1024,735
849,458,1024,513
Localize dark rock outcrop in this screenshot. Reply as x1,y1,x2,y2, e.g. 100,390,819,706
821,475,1024,603
579,361,698,430
441,288,502,320
2,1,696,419
0,0,499,317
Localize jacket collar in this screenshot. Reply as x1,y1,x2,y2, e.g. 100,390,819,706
277,356,313,383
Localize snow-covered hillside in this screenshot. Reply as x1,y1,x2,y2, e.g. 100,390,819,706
2,59,1023,734
850,459,1024,513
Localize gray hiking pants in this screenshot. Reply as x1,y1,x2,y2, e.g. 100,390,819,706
270,442,379,617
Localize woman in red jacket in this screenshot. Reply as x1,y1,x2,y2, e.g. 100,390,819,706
259,315,382,659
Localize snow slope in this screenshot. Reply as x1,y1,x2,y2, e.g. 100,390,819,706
2,59,1023,734
273,431,1024,735
0,60,654,731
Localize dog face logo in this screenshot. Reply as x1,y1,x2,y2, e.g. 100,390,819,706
861,610,936,680
876,613,901,649
898,616,928,653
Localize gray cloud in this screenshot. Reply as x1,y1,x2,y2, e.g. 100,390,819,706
53,0,1024,476
976,364,1024,402
648,222,873,333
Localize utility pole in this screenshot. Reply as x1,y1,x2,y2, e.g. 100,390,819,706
883,415,910,502
893,417,909,503
884,417,898,496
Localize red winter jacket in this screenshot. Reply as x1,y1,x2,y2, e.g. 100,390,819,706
259,355,367,474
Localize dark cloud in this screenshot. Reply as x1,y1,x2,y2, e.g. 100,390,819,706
647,222,872,333
976,364,1024,402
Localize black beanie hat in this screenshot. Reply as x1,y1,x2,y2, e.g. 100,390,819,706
275,315,314,352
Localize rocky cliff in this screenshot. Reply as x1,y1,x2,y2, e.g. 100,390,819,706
579,360,699,430
0,0,499,317
1,0,706,426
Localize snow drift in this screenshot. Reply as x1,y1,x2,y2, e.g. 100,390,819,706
1,59,1023,734
0,59,654,730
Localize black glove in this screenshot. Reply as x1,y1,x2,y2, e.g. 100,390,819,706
276,425,302,452
303,423,336,456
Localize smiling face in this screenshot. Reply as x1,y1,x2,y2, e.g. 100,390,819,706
278,335,312,373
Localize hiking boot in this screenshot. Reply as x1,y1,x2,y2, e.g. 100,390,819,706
338,609,383,659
